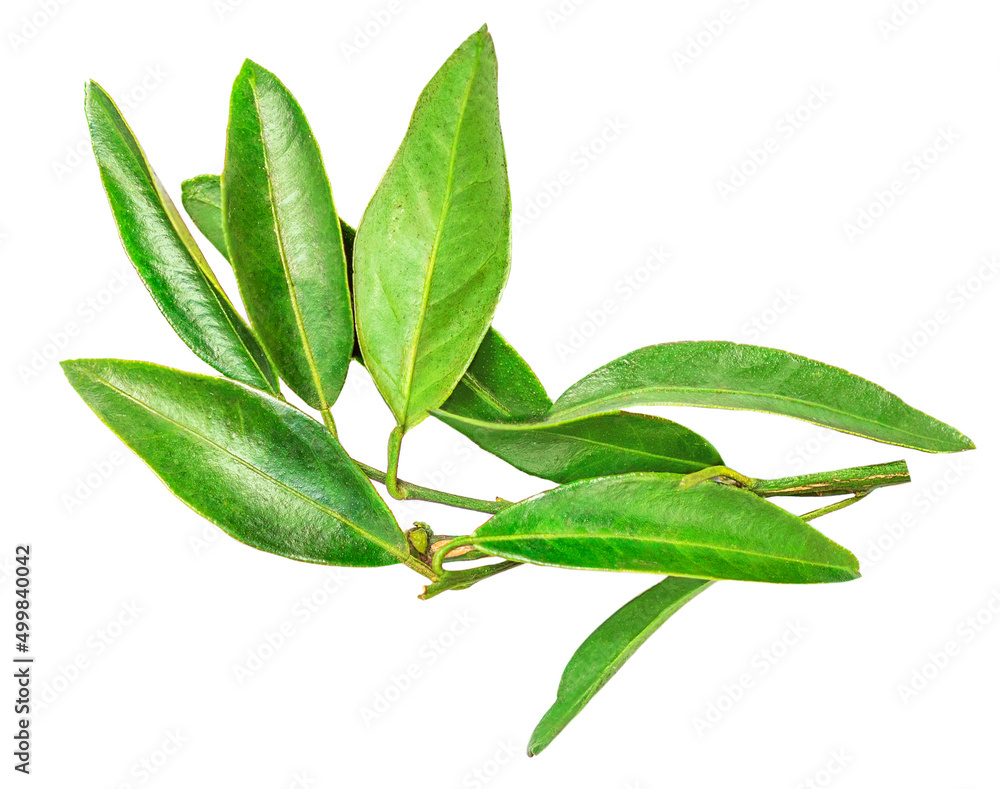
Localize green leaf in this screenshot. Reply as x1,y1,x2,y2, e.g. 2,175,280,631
433,410,723,484
61,359,408,567
528,577,712,756
471,473,860,583
434,331,723,483
552,341,974,453
180,172,363,361
354,25,512,431
223,60,354,411
84,81,278,396
439,328,551,422
180,174,229,260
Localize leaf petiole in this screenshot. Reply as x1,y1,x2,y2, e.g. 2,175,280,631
385,426,406,499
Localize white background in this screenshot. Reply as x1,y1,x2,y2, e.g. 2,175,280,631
4,0,998,786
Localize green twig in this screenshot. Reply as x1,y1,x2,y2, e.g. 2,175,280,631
801,492,870,522
750,461,910,497
420,561,521,600
356,462,508,515
680,461,910,499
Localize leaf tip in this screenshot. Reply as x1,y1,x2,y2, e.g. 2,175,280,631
237,58,267,85
83,79,110,114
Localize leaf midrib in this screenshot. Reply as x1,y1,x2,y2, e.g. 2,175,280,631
474,531,853,573
555,383,942,447
248,72,330,410
398,38,485,427
450,369,516,419
82,367,406,560
436,411,707,466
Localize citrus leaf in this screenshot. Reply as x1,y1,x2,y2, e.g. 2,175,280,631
354,26,512,430
223,60,353,410
552,341,974,453
528,577,712,756
61,359,408,567
434,410,723,484
472,472,860,584
84,82,278,395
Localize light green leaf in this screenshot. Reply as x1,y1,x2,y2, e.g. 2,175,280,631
84,81,278,395
223,60,354,411
354,25,512,431
528,577,712,756
552,341,974,452
472,472,860,584
61,359,408,567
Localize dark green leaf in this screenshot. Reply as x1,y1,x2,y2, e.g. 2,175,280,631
472,473,860,583
433,410,723,484
439,328,551,422
223,60,354,411
528,577,712,756
84,81,278,395
180,174,229,260
61,359,408,567
354,26,512,430
552,341,974,453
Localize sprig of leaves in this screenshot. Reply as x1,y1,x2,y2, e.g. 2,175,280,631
66,26,974,756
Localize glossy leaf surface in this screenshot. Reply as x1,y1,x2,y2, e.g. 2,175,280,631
438,328,551,422
472,473,860,583
85,82,278,395
434,410,723,484
528,577,712,756
552,341,974,452
180,173,364,361
223,60,353,410
354,26,512,430
180,174,229,260
61,359,408,566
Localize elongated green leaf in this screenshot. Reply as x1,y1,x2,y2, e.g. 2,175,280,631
180,172,363,361
434,410,723,484
439,328,551,422
472,473,860,583
84,82,278,395
223,60,353,411
552,342,974,453
61,359,408,567
180,174,229,260
354,26,512,431
529,577,712,756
